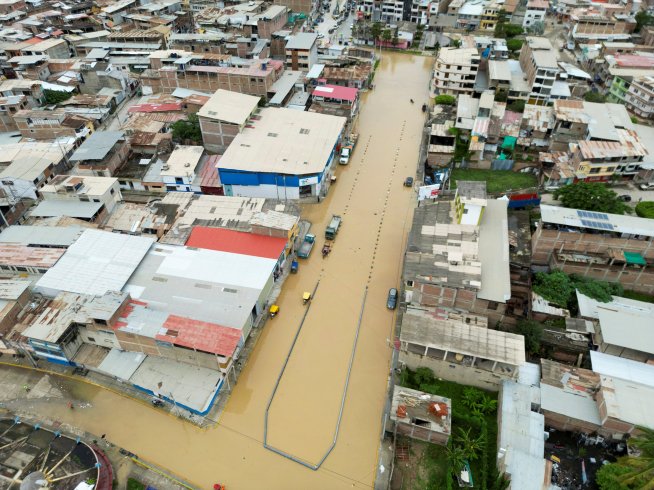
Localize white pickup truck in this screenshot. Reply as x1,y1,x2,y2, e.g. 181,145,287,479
339,147,351,164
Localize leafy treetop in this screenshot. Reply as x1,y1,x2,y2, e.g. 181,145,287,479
553,182,631,215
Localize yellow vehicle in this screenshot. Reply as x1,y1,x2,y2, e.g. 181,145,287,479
302,292,312,304
269,304,279,318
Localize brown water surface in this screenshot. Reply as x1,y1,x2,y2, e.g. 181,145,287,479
19,51,432,490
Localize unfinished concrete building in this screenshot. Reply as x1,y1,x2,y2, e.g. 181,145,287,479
399,310,525,390
389,386,452,445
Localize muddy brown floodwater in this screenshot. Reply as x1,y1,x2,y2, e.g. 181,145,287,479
21,52,433,490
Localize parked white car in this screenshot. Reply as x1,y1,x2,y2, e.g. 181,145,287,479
339,147,351,164
639,182,654,190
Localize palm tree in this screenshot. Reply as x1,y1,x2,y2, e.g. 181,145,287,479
447,445,468,475
612,427,654,488
455,427,486,461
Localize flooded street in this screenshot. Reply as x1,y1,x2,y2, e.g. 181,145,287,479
5,52,433,489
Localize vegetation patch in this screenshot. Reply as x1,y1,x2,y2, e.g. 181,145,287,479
553,182,630,215
434,94,457,106
532,270,623,312
127,478,146,490
398,368,508,490
450,168,537,193
635,201,654,218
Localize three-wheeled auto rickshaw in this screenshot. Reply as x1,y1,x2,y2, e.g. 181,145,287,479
269,304,279,318
302,291,312,305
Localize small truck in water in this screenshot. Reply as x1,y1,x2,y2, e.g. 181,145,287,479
338,133,358,164
325,215,342,240
297,233,316,258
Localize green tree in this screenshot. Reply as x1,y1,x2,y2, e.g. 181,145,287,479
494,89,508,102
572,274,622,303
533,270,572,306
170,113,202,143
636,201,654,218
583,91,607,103
370,22,382,43
515,319,543,355
600,427,654,488
381,28,392,44
507,99,525,112
494,9,508,37
435,94,457,105
596,464,632,490
506,38,523,53
635,11,654,33
392,34,399,47
554,182,630,214
447,445,468,475
450,38,462,48
454,427,486,461
43,89,73,105
503,24,523,38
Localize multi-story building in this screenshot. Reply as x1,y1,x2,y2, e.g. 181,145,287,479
432,47,480,95
140,52,284,97
18,38,70,59
409,0,430,24
285,33,318,71
480,1,501,31
624,75,654,119
570,133,646,182
456,0,483,29
0,79,44,107
379,0,405,23
69,131,130,178
36,175,123,223
604,53,654,105
518,37,560,105
161,145,205,192
569,10,635,43
532,205,654,294
168,33,227,54
399,310,525,390
403,182,512,324
216,108,345,199
0,95,28,132
523,0,548,28
198,89,261,153
12,109,93,141
272,0,314,15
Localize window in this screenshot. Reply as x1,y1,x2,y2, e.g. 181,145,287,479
560,121,572,129
110,188,115,195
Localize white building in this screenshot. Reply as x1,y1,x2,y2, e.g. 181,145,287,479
161,145,205,192
523,0,548,28
433,47,480,95
0,140,75,204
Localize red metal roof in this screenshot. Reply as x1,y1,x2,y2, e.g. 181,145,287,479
128,102,182,113
156,314,241,357
186,227,286,260
312,84,358,102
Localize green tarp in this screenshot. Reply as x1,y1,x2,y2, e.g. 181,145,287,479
501,136,517,150
624,251,647,265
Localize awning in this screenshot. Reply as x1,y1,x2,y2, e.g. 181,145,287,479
624,251,647,266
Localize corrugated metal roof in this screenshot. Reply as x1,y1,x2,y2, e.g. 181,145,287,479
187,226,286,259
156,314,241,357
35,229,154,296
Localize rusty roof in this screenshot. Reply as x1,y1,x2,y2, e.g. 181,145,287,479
0,244,64,269
553,99,589,123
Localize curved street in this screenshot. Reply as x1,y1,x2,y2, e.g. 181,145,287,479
2,52,433,490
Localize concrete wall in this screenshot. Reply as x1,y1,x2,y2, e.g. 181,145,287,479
198,117,241,153
399,350,516,391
